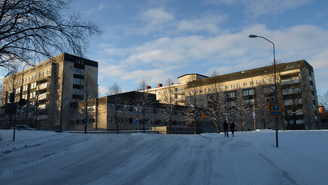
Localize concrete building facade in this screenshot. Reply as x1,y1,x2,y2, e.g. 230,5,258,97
1,53,98,130
73,91,194,134
144,60,319,130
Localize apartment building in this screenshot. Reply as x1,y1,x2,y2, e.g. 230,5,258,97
144,60,319,130
1,53,98,130
142,73,208,106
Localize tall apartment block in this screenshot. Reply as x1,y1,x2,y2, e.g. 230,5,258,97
144,60,319,130
1,53,98,130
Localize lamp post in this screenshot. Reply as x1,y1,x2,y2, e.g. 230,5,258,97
20,64,35,126
249,34,279,148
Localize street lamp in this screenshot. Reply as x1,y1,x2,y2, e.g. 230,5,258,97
249,34,279,148
19,64,35,129
20,64,35,106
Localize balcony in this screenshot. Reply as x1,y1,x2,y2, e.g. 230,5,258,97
38,104,47,109
173,98,185,102
282,88,300,95
38,93,49,100
174,91,185,95
281,78,300,85
284,99,303,106
287,110,303,115
37,82,50,90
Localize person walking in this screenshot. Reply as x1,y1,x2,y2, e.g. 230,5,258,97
230,121,235,137
223,120,229,137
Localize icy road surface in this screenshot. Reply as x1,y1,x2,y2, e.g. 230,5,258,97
0,131,327,185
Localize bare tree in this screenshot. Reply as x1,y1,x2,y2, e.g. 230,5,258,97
0,0,101,74
319,90,328,109
161,78,175,134
184,79,205,134
255,82,272,129
107,82,126,134
230,89,252,132
138,79,153,133
207,72,226,133
79,70,98,134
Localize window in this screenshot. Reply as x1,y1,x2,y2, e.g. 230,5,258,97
219,86,223,90
243,89,254,96
74,68,84,75
225,85,229,90
231,84,235,89
73,88,84,95
270,78,275,82
15,88,21,93
244,99,253,105
29,76,31,81
263,79,268,83
243,82,247,86
23,85,28,91
30,92,36,98
237,83,241,88
199,89,203,93
73,78,84,85
158,91,161,95
256,80,260,84
250,81,254,86
31,82,37,89
76,59,84,65
47,69,50,74
225,91,236,98
208,88,211,92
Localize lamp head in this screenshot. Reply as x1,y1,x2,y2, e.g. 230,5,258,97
249,35,258,38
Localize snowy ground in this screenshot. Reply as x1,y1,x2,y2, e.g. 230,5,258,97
0,129,327,185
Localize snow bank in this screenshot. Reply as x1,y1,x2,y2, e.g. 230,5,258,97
0,130,69,154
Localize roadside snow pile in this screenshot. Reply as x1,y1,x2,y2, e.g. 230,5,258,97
0,130,70,154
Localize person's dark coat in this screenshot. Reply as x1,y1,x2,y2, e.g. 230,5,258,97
223,121,228,130
230,122,235,132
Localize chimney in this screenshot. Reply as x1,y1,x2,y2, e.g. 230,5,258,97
158,83,163,87
319,104,325,114
146,86,151,90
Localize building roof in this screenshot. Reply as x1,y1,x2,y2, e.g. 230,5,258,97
188,60,312,88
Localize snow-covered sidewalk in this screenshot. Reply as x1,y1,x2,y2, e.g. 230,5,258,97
0,130,67,154
0,129,328,185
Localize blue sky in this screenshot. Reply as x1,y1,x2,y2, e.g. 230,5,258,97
3,0,328,97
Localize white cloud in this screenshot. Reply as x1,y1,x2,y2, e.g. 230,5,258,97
97,23,328,92
140,8,174,25
207,0,313,17
84,4,106,15
98,85,108,97
177,14,227,34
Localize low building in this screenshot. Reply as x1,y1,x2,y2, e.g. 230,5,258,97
72,91,196,134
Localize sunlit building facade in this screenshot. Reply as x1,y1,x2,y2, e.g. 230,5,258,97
1,53,98,130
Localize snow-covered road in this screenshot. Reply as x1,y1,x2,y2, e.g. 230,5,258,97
0,130,327,185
